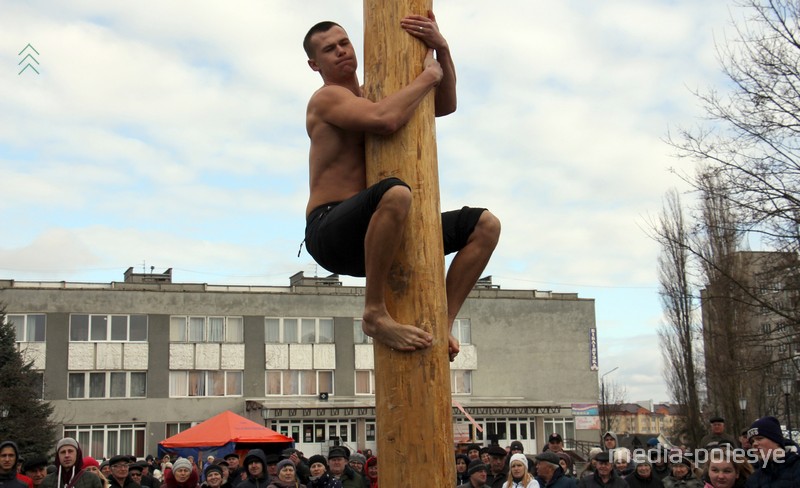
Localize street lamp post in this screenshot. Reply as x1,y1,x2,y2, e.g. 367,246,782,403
782,377,792,441
739,397,747,433
600,367,619,436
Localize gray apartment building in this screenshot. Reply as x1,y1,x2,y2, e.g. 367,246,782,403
1,268,601,458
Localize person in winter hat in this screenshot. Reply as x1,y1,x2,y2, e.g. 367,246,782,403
162,458,199,488
42,438,102,488
306,455,340,488
501,453,538,488
745,416,799,487
0,441,29,488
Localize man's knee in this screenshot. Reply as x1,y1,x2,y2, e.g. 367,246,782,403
475,211,501,247
379,184,413,214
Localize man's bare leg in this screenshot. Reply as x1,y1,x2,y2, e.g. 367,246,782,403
445,211,501,360
362,186,434,351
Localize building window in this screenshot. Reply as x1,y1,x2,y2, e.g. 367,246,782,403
353,319,372,344
451,370,472,395
166,422,195,438
265,317,334,344
543,418,575,448
68,372,147,399
7,314,46,342
169,316,243,343
64,424,146,459
366,421,376,442
453,318,472,345
265,370,334,396
169,371,243,397
355,370,374,395
70,315,147,342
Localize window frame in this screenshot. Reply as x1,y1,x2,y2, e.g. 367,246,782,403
69,314,148,342
264,317,335,344
7,313,46,342
67,371,148,399
168,370,244,398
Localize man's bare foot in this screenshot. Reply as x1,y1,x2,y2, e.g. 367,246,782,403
362,309,433,351
448,334,460,362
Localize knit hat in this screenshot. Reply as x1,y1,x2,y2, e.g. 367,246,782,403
276,459,294,472
349,453,366,465
204,464,223,478
509,453,528,468
56,438,79,453
172,457,193,472
747,416,785,447
613,447,631,463
366,457,377,468
588,447,603,460
467,459,487,475
308,455,327,470
82,457,100,469
510,440,524,452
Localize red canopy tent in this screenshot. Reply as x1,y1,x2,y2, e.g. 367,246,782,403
158,410,293,462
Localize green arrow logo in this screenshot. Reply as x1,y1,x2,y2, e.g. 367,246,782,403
18,43,40,75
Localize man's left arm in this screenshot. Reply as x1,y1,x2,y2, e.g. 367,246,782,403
401,10,457,116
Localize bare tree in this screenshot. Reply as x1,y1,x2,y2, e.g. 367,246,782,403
668,0,800,330
655,189,706,447
665,0,800,430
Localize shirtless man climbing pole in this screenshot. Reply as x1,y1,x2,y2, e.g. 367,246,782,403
303,12,500,361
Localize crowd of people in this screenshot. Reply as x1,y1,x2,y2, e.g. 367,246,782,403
0,439,380,488
0,415,796,488
455,416,798,488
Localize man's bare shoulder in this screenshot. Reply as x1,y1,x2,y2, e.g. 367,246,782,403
308,84,359,111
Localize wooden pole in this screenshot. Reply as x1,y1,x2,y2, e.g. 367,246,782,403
363,0,454,485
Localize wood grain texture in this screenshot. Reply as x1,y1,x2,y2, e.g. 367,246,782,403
363,0,455,484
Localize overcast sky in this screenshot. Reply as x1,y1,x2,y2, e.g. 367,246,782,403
1,0,738,403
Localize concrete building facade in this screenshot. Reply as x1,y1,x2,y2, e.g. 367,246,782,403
2,269,601,458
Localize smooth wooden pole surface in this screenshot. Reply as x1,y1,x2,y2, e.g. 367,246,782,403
363,0,454,485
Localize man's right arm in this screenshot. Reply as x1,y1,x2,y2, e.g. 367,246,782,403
310,51,442,135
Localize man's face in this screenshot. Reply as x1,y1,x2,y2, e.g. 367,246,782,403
266,463,277,476
26,466,47,486
247,461,263,477
0,447,16,473
349,460,363,473
489,455,505,474
110,462,129,481
711,421,725,434
307,26,358,79
469,469,487,486
548,441,563,452
59,446,78,469
604,436,616,449
328,457,346,476
226,457,239,469
750,435,780,459
671,463,689,479
596,461,612,478
467,449,480,460
739,434,751,449
536,462,554,481
480,452,490,464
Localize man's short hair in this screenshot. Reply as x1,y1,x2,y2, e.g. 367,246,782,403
303,21,343,58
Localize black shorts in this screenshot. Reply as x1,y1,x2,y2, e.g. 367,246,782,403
304,177,486,277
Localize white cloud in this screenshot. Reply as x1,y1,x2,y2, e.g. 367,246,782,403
0,0,736,402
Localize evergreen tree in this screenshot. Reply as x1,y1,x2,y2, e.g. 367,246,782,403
0,305,57,458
